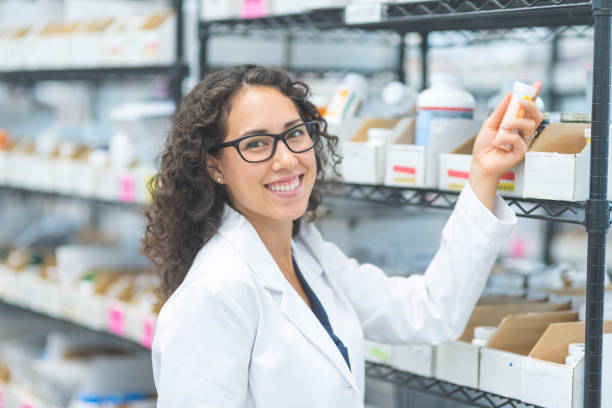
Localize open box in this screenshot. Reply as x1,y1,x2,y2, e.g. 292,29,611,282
364,340,435,377
384,119,478,188
479,310,579,400
523,123,592,201
438,136,523,197
340,118,412,184
521,321,612,408
435,301,570,389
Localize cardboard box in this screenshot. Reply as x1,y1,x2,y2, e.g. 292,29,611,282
435,301,570,389
479,310,578,400
385,119,478,188
521,321,612,408
438,137,523,197
341,118,411,184
523,123,591,201
364,340,435,377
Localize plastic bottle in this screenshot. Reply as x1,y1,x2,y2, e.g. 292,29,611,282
109,132,135,171
487,80,545,114
325,73,368,125
381,81,417,118
565,343,585,366
415,73,475,146
471,326,497,347
493,81,538,151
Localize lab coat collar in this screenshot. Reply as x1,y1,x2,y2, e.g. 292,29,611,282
217,204,359,391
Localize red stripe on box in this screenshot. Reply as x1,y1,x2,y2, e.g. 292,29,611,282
393,165,416,174
501,172,516,181
448,169,470,179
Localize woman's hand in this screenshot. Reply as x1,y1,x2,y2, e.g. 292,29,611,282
469,82,543,212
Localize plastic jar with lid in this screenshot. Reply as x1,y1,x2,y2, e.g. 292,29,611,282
325,73,368,125
471,326,497,347
415,73,475,146
565,343,585,367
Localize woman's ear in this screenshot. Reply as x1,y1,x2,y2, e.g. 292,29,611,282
205,153,224,184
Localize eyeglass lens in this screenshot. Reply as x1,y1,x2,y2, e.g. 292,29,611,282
238,123,316,162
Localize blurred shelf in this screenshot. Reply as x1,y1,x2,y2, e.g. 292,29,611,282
0,63,188,82
321,182,587,224
366,362,542,408
200,0,594,35
0,186,145,209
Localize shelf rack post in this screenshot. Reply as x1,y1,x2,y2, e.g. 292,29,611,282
586,0,612,406
171,0,185,106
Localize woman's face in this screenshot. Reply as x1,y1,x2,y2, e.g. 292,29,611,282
211,85,317,226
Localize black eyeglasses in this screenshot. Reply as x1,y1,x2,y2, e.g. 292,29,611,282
208,121,319,163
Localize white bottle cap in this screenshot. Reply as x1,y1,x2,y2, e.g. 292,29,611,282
382,81,406,106
474,326,497,341
568,343,585,357
343,73,368,97
585,128,591,139
513,81,538,99
430,72,461,88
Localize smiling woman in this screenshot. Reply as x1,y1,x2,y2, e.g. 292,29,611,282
143,65,542,408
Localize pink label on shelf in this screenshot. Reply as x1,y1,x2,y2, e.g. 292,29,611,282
108,303,125,336
242,0,267,18
22,404,32,408
0,386,3,408
119,173,135,203
141,316,156,349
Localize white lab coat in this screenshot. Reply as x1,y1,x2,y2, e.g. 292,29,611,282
152,182,516,407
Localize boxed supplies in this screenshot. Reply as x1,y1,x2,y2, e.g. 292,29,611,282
478,310,578,400
385,119,478,188
521,321,612,408
341,118,413,184
135,11,176,66
201,0,242,21
523,123,591,201
69,19,114,68
434,301,570,389
438,136,523,197
364,340,435,377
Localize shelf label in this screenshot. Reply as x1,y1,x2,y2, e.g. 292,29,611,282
0,385,3,408
345,4,386,25
119,173,135,203
108,303,125,336
141,316,156,349
242,0,268,19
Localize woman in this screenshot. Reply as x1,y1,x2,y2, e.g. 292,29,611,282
143,65,542,407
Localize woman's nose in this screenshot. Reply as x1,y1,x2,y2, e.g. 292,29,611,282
271,141,298,171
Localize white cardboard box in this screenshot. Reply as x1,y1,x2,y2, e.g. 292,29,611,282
438,136,523,197
364,340,435,377
435,301,571,389
521,321,612,408
341,118,412,184
479,310,578,400
385,119,478,188
523,123,591,201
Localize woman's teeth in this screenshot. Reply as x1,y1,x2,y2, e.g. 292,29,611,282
268,177,299,192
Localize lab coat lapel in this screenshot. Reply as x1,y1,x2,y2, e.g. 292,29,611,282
218,206,357,389
279,283,357,390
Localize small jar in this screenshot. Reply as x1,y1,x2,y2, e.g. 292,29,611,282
565,343,585,367
471,326,497,347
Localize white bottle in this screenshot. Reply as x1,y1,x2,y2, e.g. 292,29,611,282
382,81,417,118
325,73,368,125
471,326,497,347
494,81,538,151
565,343,585,366
415,73,475,146
109,132,135,171
487,80,545,114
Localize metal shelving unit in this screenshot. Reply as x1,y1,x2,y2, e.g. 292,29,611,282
200,1,610,406
0,0,188,106
366,363,541,408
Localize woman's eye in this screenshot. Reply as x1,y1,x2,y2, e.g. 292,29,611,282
243,138,269,150
286,129,305,139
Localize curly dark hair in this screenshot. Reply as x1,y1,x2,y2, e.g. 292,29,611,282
142,65,341,301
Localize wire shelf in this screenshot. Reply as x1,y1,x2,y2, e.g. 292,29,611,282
321,182,586,224
200,0,594,34
0,64,188,82
366,362,542,408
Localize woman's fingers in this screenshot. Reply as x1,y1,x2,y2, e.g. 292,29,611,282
518,98,543,124
492,130,529,155
500,117,538,138
484,93,512,129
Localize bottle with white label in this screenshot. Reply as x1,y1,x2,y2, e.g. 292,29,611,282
325,73,368,125
493,81,538,151
415,73,475,146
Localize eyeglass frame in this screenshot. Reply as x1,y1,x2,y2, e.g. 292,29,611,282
207,121,320,163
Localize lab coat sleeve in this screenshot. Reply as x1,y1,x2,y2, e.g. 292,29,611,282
323,181,516,344
153,279,256,407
